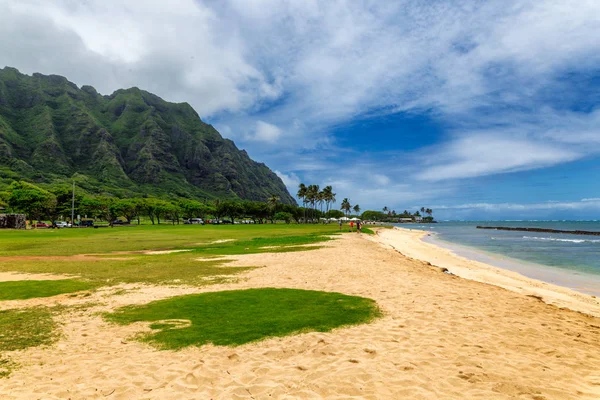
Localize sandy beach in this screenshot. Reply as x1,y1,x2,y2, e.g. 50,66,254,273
2,228,600,399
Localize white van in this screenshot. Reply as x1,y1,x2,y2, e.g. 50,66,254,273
185,218,204,225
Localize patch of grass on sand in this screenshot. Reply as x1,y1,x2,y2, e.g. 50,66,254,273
0,256,254,286
0,280,98,301
361,227,375,235
0,307,60,378
193,233,334,256
0,357,16,378
0,308,58,351
105,288,381,349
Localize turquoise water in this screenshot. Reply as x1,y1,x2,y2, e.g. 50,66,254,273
395,221,600,277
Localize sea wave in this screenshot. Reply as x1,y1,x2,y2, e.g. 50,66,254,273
523,236,600,244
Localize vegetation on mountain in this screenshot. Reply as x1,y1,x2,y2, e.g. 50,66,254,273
0,67,294,204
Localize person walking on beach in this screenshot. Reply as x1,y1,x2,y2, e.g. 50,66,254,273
338,219,343,231
357,220,362,233
350,221,354,232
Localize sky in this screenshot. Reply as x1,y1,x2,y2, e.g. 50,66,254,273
1,0,599,220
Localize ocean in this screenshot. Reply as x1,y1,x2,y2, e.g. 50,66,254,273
394,221,600,295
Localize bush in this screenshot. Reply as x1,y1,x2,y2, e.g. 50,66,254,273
274,211,293,224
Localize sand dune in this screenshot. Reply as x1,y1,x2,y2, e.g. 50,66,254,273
1,231,600,399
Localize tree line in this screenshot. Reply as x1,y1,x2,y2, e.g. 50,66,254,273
296,184,361,219
0,181,349,227
0,180,434,227
361,206,435,222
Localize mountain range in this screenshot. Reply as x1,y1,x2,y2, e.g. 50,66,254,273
0,67,295,204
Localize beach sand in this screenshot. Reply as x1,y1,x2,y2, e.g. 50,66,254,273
2,229,600,399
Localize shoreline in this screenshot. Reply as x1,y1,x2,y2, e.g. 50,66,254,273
424,233,600,297
373,227,600,318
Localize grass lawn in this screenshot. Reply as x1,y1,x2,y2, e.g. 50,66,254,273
0,224,339,286
0,280,98,301
0,224,340,257
105,288,381,349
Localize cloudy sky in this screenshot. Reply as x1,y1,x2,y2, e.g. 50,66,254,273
1,0,600,219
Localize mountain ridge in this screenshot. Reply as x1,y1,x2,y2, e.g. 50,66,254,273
0,67,295,204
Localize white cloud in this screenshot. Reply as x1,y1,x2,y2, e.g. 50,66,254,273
248,121,282,143
274,170,300,194
427,199,600,220
434,199,600,212
0,0,279,116
416,135,581,181
1,0,600,210
373,174,391,186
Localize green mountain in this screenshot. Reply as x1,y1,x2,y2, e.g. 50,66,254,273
0,67,295,204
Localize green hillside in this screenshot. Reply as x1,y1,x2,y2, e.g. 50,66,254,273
0,67,295,204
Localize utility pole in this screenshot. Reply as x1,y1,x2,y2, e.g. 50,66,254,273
71,181,75,227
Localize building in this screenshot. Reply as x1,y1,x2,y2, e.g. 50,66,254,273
0,214,27,229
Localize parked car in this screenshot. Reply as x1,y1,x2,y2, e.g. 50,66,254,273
54,221,71,228
33,222,50,228
112,220,129,225
77,220,94,227
184,218,204,225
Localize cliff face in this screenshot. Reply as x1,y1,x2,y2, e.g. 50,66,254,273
0,67,295,203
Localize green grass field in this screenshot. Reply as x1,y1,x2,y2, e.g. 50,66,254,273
105,288,381,349
0,224,380,376
0,224,339,256
0,224,339,285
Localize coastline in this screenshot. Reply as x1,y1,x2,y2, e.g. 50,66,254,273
373,227,600,318
424,233,600,297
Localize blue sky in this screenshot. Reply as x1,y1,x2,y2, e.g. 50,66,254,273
1,0,600,219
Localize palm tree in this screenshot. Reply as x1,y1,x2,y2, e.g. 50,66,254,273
297,183,307,223
267,194,279,211
317,189,325,214
321,185,333,212
426,208,433,217
330,190,336,212
383,206,389,216
297,184,307,206
353,204,360,215
420,207,425,215
306,184,319,222
341,198,352,218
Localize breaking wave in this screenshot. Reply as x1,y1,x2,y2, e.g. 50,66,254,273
523,236,600,244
